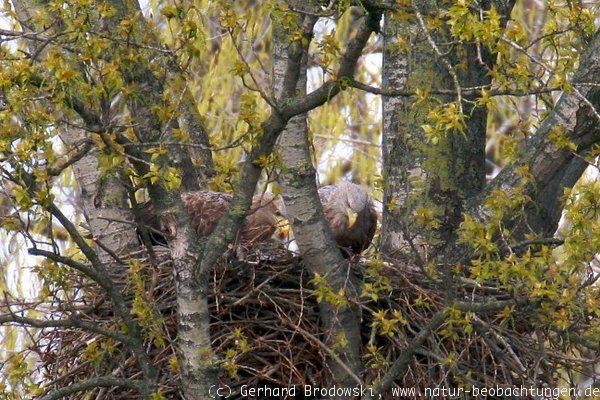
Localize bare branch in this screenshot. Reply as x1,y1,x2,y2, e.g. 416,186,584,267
370,298,515,398
367,311,446,399
348,79,560,98
38,376,143,400
0,313,134,345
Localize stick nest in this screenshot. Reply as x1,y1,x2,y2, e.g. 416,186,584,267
30,243,597,399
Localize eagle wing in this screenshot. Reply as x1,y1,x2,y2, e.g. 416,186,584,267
318,184,346,238
181,191,232,237
241,193,280,243
137,191,281,246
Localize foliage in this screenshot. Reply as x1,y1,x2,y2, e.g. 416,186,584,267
0,0,599,398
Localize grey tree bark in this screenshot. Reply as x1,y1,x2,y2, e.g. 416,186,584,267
469,29,600,238
9,1,219,397
11,0,143,270
380,0,515,259
273,9,364,391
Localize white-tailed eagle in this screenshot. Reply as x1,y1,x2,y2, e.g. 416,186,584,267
137,191,288,246
138,182,376,256
318,181,377,255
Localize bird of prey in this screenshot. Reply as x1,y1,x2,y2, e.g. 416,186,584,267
136,191,289,246
318,181,377,255
137,183,376,256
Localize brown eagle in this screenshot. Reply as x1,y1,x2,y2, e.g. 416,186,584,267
137,191,288,246
138,183,376,255
318,181,377,255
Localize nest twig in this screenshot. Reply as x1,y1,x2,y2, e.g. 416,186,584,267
20,243,598,399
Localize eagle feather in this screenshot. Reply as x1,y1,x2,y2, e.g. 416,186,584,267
137,183,377,255
137,191,283,246
319,181,377,255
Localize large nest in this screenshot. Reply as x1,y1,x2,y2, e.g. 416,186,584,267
31,243,596,399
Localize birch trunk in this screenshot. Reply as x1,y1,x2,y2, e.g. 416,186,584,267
273,13,364,392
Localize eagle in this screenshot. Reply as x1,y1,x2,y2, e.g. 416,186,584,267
136,191,288,246
318,181,377,255
137,182,377,256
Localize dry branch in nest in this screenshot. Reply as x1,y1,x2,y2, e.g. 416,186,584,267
23,243,599,399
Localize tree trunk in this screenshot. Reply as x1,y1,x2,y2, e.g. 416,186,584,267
380,0,514,259
273,11,363,392
179,89,216,189
10,0,220,396
62,131,141,267
171,238,219,399
469,28,600,237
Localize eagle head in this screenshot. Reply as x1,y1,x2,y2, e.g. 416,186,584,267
339,181,369,229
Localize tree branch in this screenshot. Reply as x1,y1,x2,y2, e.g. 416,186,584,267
38,376,143,400
367,311,446,399
369,298,515,398
0,313,134,346
469,29,600,238
196,7,379,281
348,79,560,98
274,7,365,390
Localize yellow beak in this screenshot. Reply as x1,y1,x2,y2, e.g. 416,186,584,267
275,216,291,240
347,209,358,228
